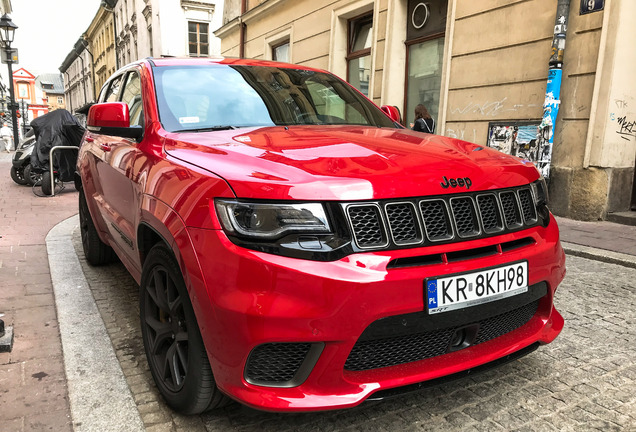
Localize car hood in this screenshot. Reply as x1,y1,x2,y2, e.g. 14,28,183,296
163,126,540,201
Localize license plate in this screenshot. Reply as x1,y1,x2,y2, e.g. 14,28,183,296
426,261,528,314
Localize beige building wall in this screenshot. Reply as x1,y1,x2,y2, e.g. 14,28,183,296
86,8,117,97
216,0,636,221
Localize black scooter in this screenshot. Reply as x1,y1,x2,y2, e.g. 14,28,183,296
10,129,42,186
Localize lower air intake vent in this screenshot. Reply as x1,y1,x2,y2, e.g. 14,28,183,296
344,300,539,371
245,342,324,387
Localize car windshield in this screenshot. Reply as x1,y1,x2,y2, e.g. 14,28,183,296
153,64,396,132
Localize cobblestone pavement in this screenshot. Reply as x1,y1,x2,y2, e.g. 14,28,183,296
72,229,636,432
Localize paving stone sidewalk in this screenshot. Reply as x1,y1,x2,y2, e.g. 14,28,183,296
0,151,77,431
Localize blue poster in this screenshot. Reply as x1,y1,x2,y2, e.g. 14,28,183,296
542,68,562,145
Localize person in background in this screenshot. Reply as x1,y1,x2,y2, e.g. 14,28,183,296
1,123,13,152
412,104,436,134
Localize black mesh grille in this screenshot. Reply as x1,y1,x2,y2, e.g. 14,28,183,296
420,200,453,241
477,194,503,233
386,203,421,245
517,189,537,224
345,329,455,371
474,300,539,344
245,343,311,384
345,300,539,371
500,192,522,228
451,198,479,237
348,205,386,248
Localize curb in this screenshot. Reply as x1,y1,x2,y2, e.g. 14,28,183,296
561,241,636,269
46,215,144,432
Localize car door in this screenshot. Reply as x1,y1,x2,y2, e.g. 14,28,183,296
91,69,145,269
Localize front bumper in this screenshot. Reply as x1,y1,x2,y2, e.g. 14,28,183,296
185,214,565,412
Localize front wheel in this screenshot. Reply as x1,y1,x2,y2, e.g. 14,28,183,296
140,244,228,414
10,166,28,185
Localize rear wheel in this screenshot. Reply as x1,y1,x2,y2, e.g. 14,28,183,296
140,244,228,414
79,189,116,265
41,171,53,195
23,164,41,186
10,166,28,185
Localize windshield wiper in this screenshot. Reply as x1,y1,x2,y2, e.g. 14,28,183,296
178,125,238,132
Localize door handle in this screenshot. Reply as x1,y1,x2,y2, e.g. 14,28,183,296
100,143,112,152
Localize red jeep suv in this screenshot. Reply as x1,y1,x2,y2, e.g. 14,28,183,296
77,57,565,414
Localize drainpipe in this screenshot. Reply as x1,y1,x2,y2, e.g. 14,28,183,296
539,0,570,180
239,0,247,58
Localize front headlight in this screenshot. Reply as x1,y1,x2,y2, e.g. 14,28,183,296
531,176,548,206
214,199,331,239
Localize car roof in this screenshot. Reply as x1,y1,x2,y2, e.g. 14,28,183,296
146,56,327,74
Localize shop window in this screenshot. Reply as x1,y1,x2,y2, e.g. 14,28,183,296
188,22,209,57
347,14,372,97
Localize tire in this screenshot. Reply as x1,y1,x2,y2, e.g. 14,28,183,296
140,244,228,414
23,164,41,186
10,166,28,185
41,171,53,195
79,189,116,265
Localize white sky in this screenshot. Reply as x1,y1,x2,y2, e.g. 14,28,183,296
7,0,102,78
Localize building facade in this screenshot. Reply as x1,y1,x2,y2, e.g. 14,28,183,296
215,0,636,221
85,7,118,97
61,0,225,109
35,73,65,112
59,38,94,115
12,68,48,120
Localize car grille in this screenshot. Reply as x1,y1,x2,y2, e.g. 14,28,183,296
344,300,539,371
345,186,538,250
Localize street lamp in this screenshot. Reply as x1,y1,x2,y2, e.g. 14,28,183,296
0,14,19,151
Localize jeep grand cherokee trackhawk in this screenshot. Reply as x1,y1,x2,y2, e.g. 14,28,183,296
76,57,565,414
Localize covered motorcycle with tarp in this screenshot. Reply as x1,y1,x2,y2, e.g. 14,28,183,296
30,109,85,195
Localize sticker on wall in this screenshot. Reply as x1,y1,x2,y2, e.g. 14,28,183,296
487,121,552,179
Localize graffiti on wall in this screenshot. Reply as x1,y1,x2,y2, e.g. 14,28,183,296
487,121,552,178
617,116,636,141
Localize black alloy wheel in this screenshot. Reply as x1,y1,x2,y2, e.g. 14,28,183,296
140,244,228,414
78,189,116,265
10,166,28,185
143,263,190,393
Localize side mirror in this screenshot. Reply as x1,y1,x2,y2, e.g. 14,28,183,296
87,102,143,141
381,105,402,125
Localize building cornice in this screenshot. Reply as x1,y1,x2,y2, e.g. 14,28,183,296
215,0,286,38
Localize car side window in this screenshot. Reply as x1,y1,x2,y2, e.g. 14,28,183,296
105,75,124,102
120,71,144,129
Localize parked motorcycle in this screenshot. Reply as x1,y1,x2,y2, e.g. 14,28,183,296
9,130,42,186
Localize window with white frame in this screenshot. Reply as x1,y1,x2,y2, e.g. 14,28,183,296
188,22,209,57
347,14,373,97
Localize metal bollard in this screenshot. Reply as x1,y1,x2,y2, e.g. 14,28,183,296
47,145,79,197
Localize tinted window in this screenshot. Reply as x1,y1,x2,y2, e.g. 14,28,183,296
153,65,395,132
